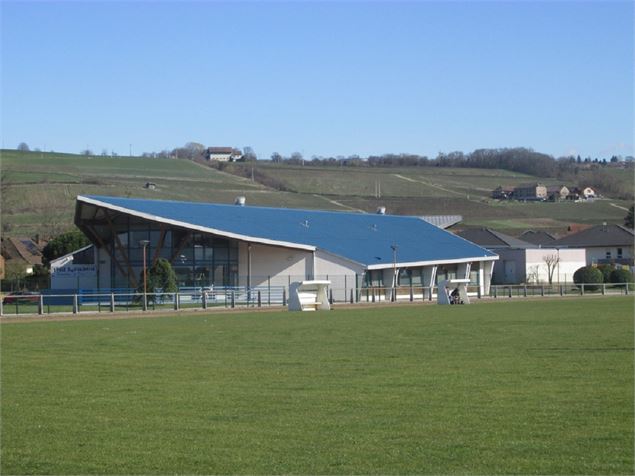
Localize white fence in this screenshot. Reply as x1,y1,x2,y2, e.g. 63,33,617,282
0,283,631,317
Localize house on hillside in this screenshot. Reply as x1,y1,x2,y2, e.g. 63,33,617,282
513,183,548,201
547,185,569,201
553,224,634,266
492,186,515,200
206,147,242,162
455,228,585,284
73,195,499,300
518,230,556,246
567,186,597,201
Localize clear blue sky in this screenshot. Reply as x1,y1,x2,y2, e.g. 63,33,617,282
2,1,633,159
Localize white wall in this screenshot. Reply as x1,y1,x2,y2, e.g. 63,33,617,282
585,246,633,265
50,249,99,289
238,242,312,288
315,250,363,301
524,248,586,284
494,248,586,284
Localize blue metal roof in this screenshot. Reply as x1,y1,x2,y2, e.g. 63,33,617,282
79,195,496,267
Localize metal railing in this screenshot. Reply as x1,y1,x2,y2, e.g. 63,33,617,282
0,283,631,316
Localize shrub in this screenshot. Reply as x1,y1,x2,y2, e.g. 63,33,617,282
609,268,633,287
596,264,613,283
136,258,178,304
573,266,603,292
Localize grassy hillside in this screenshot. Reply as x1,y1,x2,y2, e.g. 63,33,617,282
1,150,631,238
1,150,340,237
219,162,632,232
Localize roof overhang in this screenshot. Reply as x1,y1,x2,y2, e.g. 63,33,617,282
366,254,499,271
76,195,316,252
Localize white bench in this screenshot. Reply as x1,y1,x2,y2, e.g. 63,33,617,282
288,280,331,312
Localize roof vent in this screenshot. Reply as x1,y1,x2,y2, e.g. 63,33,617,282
376,206,386,215
235,196,246,206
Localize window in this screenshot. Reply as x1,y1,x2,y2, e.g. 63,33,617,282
617,248,623,259
606,250,612,259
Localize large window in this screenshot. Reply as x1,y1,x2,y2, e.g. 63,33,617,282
109,225,238,289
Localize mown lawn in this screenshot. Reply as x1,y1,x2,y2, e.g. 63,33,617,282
1,298,633,474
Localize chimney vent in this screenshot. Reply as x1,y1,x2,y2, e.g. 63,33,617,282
235,196,246,206
376,206,386,215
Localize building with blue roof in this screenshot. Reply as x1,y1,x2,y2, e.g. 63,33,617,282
74,195,498,299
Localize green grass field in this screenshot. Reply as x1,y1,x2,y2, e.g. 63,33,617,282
2,297,633,474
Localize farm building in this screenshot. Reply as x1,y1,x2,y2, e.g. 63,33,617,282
205,147,242,162
73,195,498,299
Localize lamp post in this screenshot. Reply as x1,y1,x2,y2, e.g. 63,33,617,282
391,244,398,302
139,240,150,310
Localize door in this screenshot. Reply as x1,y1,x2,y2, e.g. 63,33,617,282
504,260,516,283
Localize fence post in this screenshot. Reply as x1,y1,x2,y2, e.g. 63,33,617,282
477,285,481,299
257,290,261,308
559,285,563,296
38,295,44,315
580,284,584,296
350,288,354,304
73,294,79,314
494,286,497,298
409,286,413,302
541,286,544,297
110,293,115,312
602,284,605,295
329,288,334,305
231,291,235,308
282,288,287,306
0,298,3,316
174,293,180,311
523,285,527,298
203,292,208,310
508,287,512,298
143,293,148,311
372,288,376,303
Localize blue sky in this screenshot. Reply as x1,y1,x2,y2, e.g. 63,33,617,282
1,1,633,159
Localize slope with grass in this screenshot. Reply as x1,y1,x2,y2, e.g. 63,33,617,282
2,150,631,238
1,150,331,237
1,297,633,474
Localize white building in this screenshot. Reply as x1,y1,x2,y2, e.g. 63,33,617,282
73,195,499,299
456,228,586,284
553,224,634,267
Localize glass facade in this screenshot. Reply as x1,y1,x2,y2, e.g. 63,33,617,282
109,225,238,289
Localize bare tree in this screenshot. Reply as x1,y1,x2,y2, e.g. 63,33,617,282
543,254,560,284
17,142,30,151
526,265,540,284
243,146,257,162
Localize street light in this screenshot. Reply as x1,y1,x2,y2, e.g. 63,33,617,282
391,244,398,302
139,239,150,310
